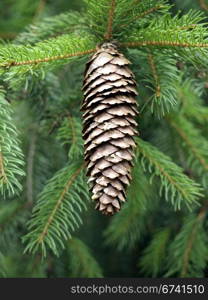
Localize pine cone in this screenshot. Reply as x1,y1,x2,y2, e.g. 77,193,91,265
81,42,138,215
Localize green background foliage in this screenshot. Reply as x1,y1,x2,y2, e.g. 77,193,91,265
0,0,208,278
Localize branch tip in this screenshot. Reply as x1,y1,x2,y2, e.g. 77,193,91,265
104,0,116,40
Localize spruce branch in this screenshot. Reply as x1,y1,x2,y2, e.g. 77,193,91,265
176,80,208,124
35,164,83,241
134,50,179,117
23,162,89,257
26,126,38,205
84,0,117,39
166,207,208,277
67,238,103,277
121,3,167,29
167,115,208,185
85,0,169,39
122,10,208,65
147,52,161,98
0,49,95,68
130,4,165,22
57,116,83,160
0,152,7,185
0,89,25,196
15,11,86,45
104,166,152,250
0,34,96,84
140,228,171,277
136,138,203,209
115,0,169,36
180,209,206,277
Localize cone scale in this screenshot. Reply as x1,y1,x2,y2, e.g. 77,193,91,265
81,42,138,215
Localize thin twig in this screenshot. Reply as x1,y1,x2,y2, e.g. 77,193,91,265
198,0,208,11
0,151,7,183
33,0,46,21
26,126,38,205
0,32,17,39
121,5,164,28
147,52,161,97
137,143,190,200
48,111,71,135
68,116,76,147
0,49,96,69
37,164,84,244
168,118,208,172
121,41,208,48
172,24,197,31
180,204,207,277
104,0,116,40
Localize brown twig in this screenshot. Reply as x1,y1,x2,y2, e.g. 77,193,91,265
36,164,84,244
0,151,7,183
0,49,96,69
0,32,17,39
174,24,197,31
137,143,191,200
198,0,208,11
121,40,208,48
121,5,164,28
168,118,208,172
147,52,161,97
104,0,116,40
26,126,38,205
2,37,208,70
33,0,46,21
180,204,207,277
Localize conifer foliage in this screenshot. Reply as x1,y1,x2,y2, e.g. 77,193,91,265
0,0,208,277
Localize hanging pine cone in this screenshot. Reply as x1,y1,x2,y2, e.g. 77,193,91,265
81,42,138,215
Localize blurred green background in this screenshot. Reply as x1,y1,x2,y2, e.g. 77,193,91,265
0,0,208,278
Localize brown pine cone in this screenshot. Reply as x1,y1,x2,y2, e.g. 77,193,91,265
81,42,138,215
